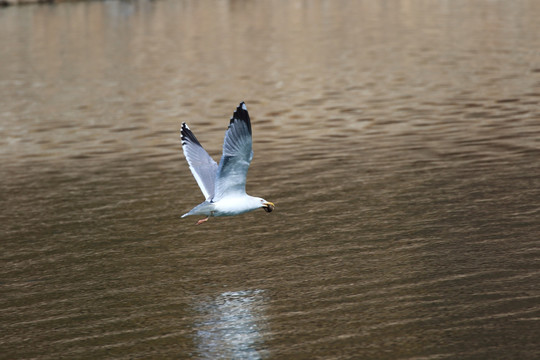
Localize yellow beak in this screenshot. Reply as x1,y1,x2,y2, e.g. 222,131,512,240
262,201,275,212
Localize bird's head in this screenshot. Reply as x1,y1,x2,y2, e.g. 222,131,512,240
258,198,275,213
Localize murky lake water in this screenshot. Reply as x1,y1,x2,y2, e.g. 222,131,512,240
1,0,540,358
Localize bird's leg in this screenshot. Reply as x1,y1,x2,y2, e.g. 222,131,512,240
196,212,213,226
195,217,209,225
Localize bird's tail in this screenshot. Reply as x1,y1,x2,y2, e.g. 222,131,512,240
181,201,213,219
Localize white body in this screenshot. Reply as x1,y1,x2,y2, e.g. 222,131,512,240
181,195,268,218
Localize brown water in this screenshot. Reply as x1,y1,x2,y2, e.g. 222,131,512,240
1,0,540,358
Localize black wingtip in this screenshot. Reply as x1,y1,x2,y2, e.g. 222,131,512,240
180,122,187,141
230,101,252,135
180,122,201,146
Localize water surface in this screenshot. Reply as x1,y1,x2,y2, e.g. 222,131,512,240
1,0,539,358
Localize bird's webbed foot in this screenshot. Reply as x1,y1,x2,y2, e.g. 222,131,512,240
195,217,209,225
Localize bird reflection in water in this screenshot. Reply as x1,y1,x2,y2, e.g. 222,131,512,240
194,289,268,359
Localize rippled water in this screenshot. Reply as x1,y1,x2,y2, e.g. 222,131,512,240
1,0,540,358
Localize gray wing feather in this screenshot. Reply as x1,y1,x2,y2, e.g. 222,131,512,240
181,123,218,200
213,102,253,201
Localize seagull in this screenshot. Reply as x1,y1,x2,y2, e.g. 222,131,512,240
180,102,275,225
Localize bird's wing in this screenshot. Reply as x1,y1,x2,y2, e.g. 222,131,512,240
181,122,218,200
213,102,253,201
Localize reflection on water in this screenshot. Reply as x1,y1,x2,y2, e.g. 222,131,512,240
194,290,268,360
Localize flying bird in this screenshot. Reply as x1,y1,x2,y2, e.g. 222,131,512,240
180,102,275,225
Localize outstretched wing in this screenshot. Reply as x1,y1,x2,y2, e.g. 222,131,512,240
213,102,253,201
181,123,218,200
